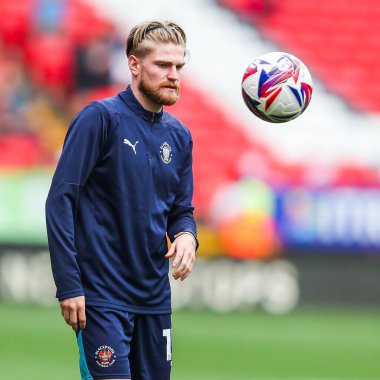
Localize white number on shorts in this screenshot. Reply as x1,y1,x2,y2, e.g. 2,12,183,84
162,329,172,361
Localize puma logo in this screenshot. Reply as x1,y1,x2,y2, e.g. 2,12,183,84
123,138,139,154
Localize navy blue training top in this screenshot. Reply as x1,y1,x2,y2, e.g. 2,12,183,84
45,86,197,314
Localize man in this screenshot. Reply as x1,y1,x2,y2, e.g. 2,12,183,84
46,20,198,380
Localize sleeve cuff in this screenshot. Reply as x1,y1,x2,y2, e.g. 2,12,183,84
57,288,85,301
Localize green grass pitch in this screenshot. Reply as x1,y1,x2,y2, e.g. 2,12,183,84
1,303,379,379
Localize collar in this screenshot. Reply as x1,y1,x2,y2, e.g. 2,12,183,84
118,85,163,123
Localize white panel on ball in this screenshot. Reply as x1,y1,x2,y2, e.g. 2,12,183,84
242,52,313,123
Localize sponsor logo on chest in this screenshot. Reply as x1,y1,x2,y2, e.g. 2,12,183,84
123,137,173,164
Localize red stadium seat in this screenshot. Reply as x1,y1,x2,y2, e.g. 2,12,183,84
25,33,75,91
0,134,43,168
0,1,35,47
63,0,115,46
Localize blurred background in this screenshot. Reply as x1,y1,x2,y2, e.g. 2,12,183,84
1,0,380,379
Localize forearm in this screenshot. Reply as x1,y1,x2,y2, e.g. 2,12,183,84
46,181,84,299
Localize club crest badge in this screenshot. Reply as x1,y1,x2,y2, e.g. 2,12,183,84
95,345,116,367
160,142,172,164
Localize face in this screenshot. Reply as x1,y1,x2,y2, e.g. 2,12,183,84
130,43,186,110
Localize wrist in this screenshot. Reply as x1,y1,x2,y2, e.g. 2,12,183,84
174,231,196,247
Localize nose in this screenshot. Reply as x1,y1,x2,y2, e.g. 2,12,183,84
167,65,179,81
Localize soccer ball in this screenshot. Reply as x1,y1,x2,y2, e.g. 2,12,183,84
242,51,313,123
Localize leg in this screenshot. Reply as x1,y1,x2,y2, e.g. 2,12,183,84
129,314,172,380
77,306,134,380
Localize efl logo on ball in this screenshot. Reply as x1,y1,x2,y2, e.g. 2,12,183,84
242,52,313,123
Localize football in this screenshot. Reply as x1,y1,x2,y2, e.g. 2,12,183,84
242,51,313,123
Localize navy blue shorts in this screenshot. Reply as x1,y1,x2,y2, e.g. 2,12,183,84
76,306,172,380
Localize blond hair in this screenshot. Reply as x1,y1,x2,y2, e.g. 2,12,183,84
126,20,187,58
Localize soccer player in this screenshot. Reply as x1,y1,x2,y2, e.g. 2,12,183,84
45,20,198,380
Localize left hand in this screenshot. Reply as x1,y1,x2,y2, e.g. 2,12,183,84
165,233,196,281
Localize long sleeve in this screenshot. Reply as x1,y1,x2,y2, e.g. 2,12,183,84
45,105,107,300
167,134,199,249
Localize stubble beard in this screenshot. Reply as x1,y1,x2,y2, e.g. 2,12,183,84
138,75,180,107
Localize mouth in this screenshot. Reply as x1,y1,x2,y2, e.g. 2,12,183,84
161,85,178,92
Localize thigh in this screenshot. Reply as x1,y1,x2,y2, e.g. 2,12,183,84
77,306,135,380
129,314,172,380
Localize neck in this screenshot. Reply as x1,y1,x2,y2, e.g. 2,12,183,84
130,82,162,113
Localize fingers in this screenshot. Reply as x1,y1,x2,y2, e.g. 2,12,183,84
78,307,86,330
166,235,196,281
172,246,182,269
172,248,195,281
61,305,71,327
164,242,176,259
60,296,86,331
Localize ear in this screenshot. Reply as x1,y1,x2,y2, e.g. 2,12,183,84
128,55,140,76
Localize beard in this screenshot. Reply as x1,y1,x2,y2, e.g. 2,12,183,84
138,74,180,107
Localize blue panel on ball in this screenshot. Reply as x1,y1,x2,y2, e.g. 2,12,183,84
288,85,303,107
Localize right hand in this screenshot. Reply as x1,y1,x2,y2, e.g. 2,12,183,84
59,295,86,331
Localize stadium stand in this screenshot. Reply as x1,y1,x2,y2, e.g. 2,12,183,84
0,0,117,167
219,0,380,112
0,0,271,219
1,0,380,221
